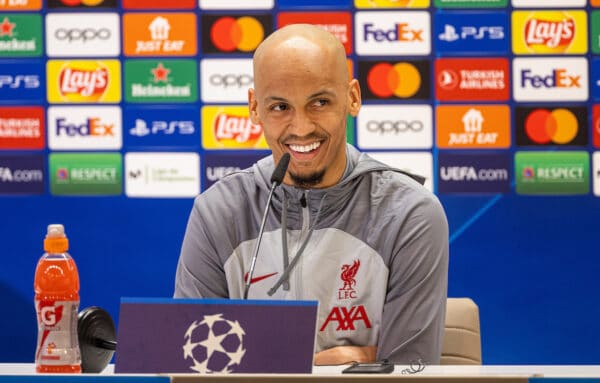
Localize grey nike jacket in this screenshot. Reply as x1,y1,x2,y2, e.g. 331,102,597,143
174,144,449,364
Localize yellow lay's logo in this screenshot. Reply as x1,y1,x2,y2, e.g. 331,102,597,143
202,106,268,150
47,60,121,103
512,11,587,54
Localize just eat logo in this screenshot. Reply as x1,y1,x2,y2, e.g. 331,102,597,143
320,305,372,331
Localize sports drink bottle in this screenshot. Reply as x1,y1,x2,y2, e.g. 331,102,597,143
34,224,81,373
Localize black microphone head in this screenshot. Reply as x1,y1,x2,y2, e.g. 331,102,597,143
78,306,116,373
270,153,290,186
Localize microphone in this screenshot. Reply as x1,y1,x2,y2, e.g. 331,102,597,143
77,306,117,373
243,153,290,299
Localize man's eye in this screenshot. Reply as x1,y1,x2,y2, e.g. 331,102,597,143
271,103,288,112
314,99,328,107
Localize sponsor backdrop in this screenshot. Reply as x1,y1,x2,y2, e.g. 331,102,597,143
0,0,599,365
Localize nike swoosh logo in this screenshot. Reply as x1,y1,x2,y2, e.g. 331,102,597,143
244,272,278,285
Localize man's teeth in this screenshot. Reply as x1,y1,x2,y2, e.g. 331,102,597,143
289,142,321,153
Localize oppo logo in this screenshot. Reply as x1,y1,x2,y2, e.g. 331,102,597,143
209,74,252,88
366,120,424,134
55,28,111,42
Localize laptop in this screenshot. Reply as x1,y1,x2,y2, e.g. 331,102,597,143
114,297,319,374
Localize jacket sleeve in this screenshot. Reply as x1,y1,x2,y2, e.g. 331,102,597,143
376,194,449,365
174,194,230,298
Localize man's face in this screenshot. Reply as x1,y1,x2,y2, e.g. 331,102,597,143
249,43,360,189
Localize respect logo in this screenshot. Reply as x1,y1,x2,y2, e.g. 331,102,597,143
512,11,587,54
515,151,589,195
201,14,271,54
123,13,197,57
515,106,587,147
358,60,429,100
201,106,268,150
47,60,120,103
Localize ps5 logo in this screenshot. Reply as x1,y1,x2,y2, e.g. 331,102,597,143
0,75,40,89
438,24,504,42
129,119,195,137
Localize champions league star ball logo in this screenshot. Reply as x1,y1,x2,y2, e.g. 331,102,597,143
183,313,246,373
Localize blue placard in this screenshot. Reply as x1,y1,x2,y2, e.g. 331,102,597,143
434,12,509,55
203,152,266,191
122,106,200,150
0,61,45,102
438,152,511,194
592,58,600,101
277,0,350,9
0,154,45,195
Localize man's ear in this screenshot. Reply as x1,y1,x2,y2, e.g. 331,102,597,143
348,79,361,117
248,88,261,124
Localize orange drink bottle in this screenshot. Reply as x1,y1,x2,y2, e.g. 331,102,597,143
34,224,81,373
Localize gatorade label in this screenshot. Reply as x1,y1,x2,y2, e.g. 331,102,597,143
35,300,80,365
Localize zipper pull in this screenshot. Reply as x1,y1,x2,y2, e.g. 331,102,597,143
300,192,307,208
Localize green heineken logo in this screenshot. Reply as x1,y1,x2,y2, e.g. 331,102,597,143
49,153,122,195
592,11,600,55
125,59,197,103
434,0,507,7
515,151,589,195
346,115,355,146
0,14,42,57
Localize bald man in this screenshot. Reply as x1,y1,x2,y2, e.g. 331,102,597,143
175,24,449,366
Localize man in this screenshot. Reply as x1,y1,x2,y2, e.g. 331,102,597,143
175,24,449,365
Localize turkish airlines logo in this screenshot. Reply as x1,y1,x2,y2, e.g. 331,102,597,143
512,11,587,54
338,260,360,300
515,106,587,147
46,13,120,57
0,106,44,149
123,13,197,56
202,14,271,54
436,105,510,149
278,12,352,54
355,11,430,55
359,60,429,100
513,57,588,102
320,305,372,332
435,57,509,101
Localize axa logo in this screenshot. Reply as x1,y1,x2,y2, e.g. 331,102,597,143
363,22,423,42
320,305,372,331
338,260,360,300
129,119,194,136
438,24,504,42
202,14,271,54
214,113,261,144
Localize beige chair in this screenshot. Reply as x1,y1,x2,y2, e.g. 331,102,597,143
441,297,482,365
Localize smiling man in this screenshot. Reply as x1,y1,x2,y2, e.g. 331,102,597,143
175,24,449,366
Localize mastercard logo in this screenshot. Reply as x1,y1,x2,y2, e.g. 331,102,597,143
525,108,578,144
210,16,264,52
367,62,421,98
59,0,104,5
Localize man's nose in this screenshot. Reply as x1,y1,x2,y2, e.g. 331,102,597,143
287,111,316,136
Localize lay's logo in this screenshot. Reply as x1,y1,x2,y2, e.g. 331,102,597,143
47,60,121,103
201,106,268,150
512,11,587,54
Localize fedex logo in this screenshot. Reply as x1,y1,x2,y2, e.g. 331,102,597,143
355,11,430,55
363,23,423,42
56,118,113,137
513,58,588,101
48,106,121,150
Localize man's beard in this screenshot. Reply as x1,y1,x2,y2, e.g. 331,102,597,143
289,169,325,189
